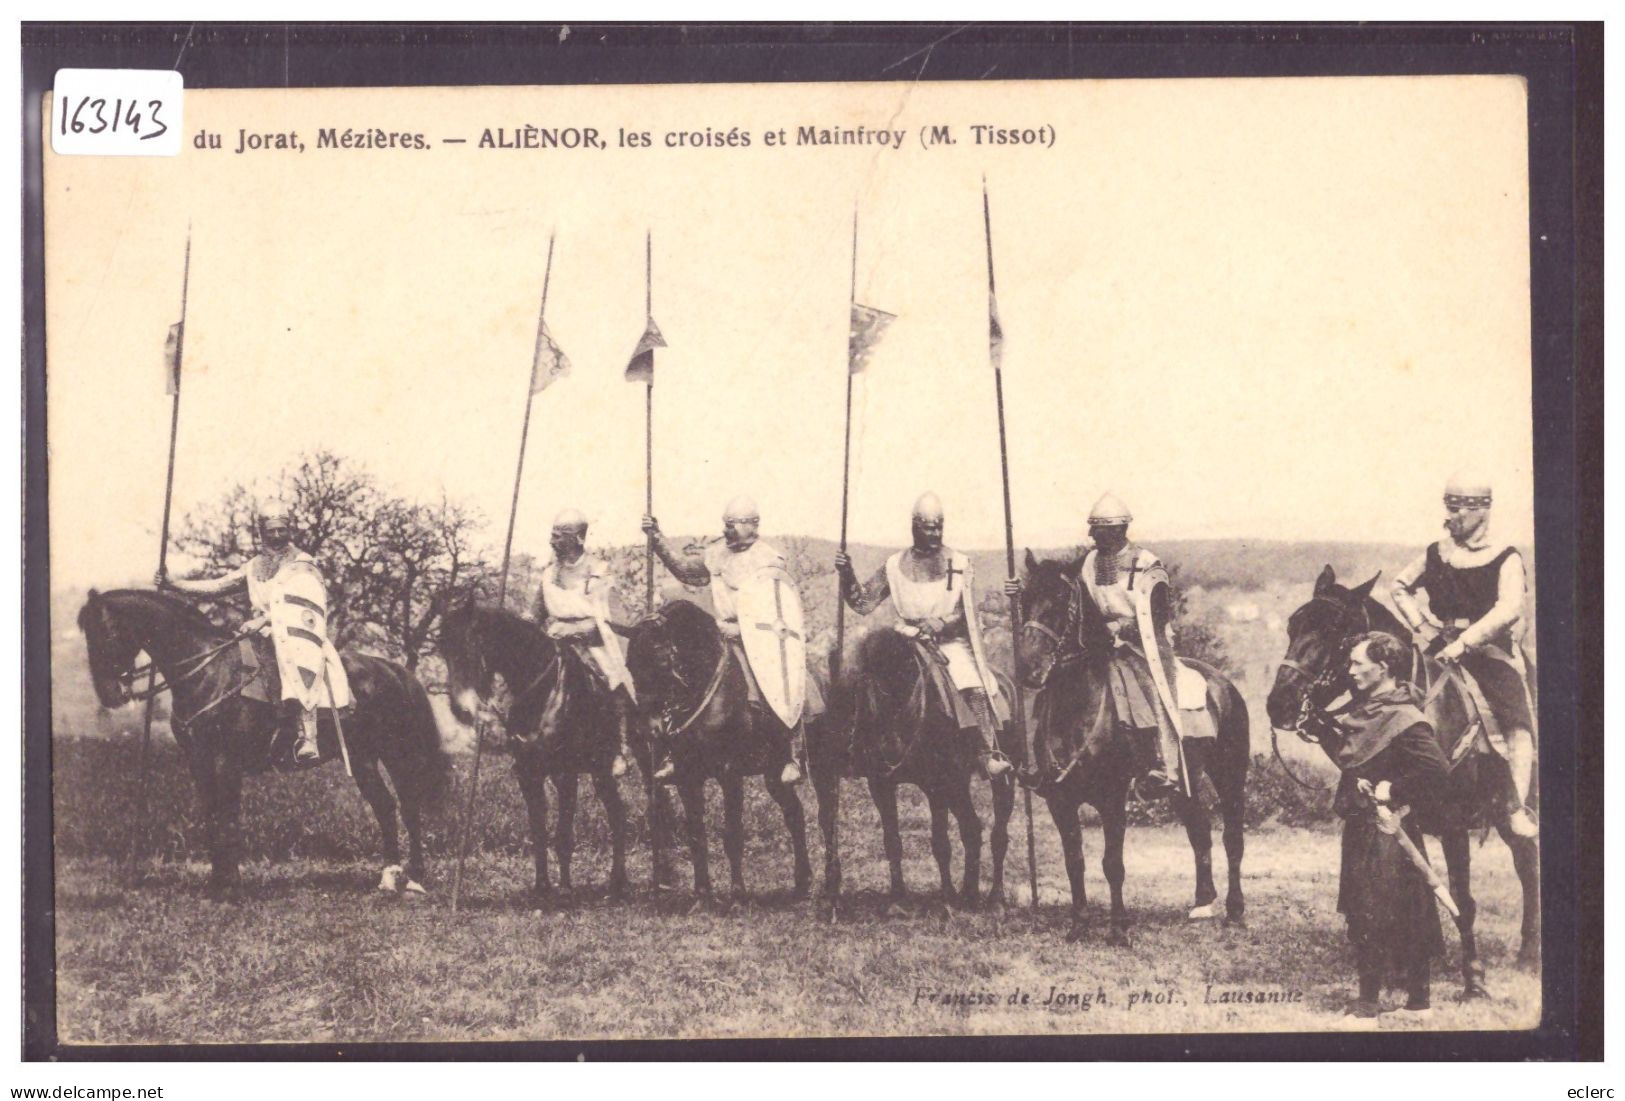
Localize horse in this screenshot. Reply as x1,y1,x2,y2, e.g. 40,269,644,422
77,588,448,894
624,599,813,904
810,628,1018,916
439,603,669,903
1015,551,1251,945
1264,565,1540,994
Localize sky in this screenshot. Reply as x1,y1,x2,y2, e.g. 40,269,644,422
43,76,1535,588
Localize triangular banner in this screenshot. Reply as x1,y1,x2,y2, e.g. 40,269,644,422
624,316,666,384
530,320,572,393
848,302,896,375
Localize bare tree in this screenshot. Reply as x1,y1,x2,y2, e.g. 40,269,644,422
173,450,495,669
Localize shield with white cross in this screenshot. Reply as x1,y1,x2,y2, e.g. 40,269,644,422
735,566,807,729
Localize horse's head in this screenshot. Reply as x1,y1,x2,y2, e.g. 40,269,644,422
626,600,717,709
77,589,142,708
1265,565,1383,731
437,601,500,725
1015,549,1106,689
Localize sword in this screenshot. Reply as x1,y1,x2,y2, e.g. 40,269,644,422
1363,785,1460,919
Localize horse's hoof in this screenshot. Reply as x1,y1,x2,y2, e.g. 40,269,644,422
1517,943,1541,968
883,899,911,919
377,864,405,893
1223,913,1247,929
1064,923,1088,944
1458,981,1493,1002
984,891,1008,914
1187,901,1220,921
607,879,629,902
1106,925,1132,948
686,896,712,917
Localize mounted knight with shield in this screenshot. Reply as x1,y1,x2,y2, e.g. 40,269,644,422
1067,492,1191,798
642,495,824,785
835,491,1012,779
533,508,636,778
157,502,351,767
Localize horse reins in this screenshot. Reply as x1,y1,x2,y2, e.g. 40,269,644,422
1270,595,1374,791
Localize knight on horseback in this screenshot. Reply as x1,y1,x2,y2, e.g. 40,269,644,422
641,495,825,785
533,508,636,780
1390,471,1538,838
1071,493,1185,798
834,492,1012,779
155,502,351,767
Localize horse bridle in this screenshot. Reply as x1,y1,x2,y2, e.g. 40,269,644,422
1019,576,1088,688
1277,594,1374,740
91,599,255,721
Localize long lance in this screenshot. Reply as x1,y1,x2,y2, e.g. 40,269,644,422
450,233,556,913
983,181,1039,911
644,231,656,614
826,204,861,925
835,206,857,679
127,227,192,885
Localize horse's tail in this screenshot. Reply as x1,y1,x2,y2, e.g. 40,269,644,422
402,669,451,809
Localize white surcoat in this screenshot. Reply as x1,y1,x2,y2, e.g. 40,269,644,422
539,555,635,701
884,548,1000,700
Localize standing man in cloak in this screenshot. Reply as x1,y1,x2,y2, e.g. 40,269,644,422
1314,631,1451,1025
834,492,1012,778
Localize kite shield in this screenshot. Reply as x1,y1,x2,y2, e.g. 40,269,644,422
736,567,807,729
1135,575,1191,795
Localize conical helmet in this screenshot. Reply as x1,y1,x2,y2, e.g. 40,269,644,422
1087,492,1133,526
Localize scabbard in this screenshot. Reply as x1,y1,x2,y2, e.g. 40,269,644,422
1389,815,1460,918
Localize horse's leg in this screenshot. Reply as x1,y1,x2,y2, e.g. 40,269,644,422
210,743,246,893
554,772,579,895
986,773,1013,909
1439,829,1489,999
947,778,983,909
722,776,747,899
514,763,552,902
1174,744,1218,919
869,777,907,901
1496,826,1542,966
677,779,711,900
1047,796,1089,942
811,750,842,906
1217,756,1247,927
349,752,404,893
183,740,224,891
592,770,629,899
926,789,956,903
1100,784,1131,946
765,773,813,900
384,745,430,891
635,729,678,890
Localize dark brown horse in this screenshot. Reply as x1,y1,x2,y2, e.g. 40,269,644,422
1015,551,1251,944
811,628,1018,916
1264,565,1540,994
624,599,813,904
78,589,448,893
439,603,666,902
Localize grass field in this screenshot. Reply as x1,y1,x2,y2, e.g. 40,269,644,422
53,747,1540,1045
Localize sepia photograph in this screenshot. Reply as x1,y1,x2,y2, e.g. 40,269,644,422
22,23,1597,1060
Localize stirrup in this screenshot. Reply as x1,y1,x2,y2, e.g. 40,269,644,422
611,754,629,779
1135,770,1178,799
982,752,1012,778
